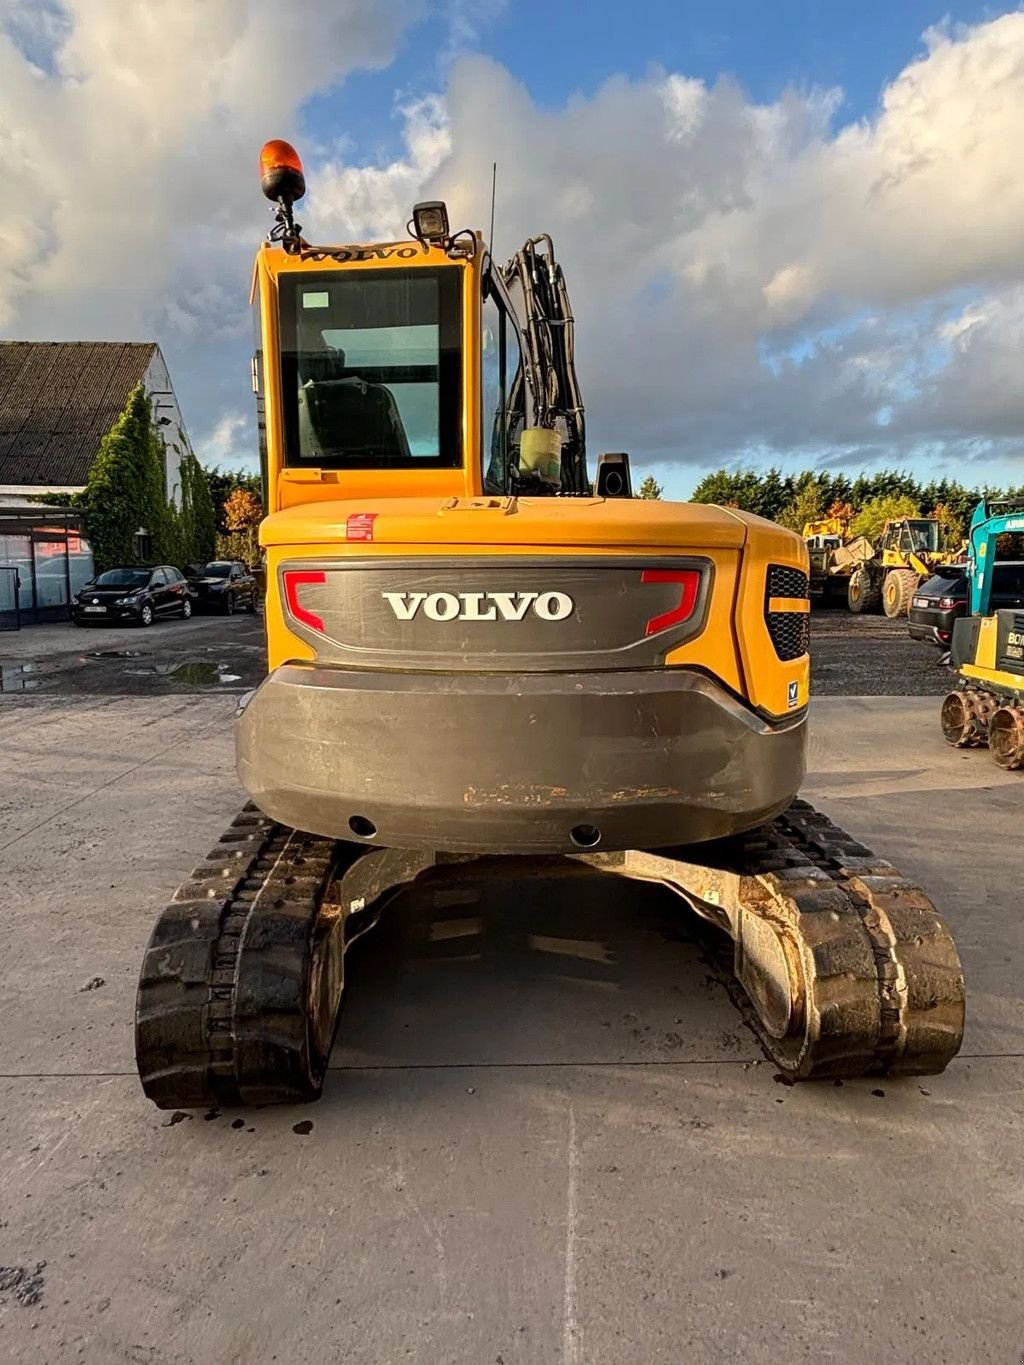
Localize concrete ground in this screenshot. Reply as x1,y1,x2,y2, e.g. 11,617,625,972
1,684,1022,1362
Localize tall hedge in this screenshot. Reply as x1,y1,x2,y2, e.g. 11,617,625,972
81,385,170,571
166,448,217,569
82,386,217,572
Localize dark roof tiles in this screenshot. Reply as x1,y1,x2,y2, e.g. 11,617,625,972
0,342,159,486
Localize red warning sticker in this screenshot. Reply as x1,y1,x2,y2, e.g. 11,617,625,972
346,513,378,542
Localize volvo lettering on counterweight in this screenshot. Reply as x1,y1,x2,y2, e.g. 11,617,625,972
382,590,574,622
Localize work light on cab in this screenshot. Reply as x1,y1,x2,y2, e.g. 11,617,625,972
412,201,450,245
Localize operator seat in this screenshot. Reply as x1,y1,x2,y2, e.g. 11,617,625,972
299,338,412,463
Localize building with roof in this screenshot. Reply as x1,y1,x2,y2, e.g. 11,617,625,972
0,341,190,500
0,342,192,627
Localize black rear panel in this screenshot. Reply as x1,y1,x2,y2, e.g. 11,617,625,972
279,556,713,672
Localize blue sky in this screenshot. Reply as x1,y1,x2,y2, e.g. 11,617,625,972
320,1,999,162
1,1,1022,497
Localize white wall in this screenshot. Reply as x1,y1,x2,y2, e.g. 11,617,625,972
144,348,191,506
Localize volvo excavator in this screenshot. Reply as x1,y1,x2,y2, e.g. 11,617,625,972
134,142,965,1108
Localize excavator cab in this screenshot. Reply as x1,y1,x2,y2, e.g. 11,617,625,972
883,518,941,557
133,141,964,1112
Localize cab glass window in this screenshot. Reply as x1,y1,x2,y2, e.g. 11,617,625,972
482,280,524,491
278,269,462,469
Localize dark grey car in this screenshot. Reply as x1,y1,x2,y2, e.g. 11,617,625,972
909,562,1024,646
187,560,258,615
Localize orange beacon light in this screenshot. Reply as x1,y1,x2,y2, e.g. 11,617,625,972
259,140,306,206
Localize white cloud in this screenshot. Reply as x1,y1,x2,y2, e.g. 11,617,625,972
2,6,1024,487
199,411,252,471
311,95,452,242
0,0,430,467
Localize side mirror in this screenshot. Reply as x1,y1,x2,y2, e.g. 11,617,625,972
595,452,633,498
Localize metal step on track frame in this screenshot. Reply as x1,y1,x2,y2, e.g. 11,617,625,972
136,800,965,1109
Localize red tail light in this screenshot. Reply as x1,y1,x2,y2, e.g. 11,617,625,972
641,568,701,637
938,597,967,610
282,570,326,632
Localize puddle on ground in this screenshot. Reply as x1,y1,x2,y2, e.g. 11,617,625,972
88,649,141,659
123,660,242,685
0,662,43,692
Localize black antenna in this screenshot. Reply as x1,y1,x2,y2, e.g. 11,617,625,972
489,161,497,254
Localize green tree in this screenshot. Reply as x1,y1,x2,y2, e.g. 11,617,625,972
777,484,824,532
690,469,764,510
167,450,217,569
930,501,965,548
81,385,170,571
190,456,217,564
637,475,663,500
849,493,921,545
752,466,794,521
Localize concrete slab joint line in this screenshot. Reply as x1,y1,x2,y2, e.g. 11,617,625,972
562,1104,581,1365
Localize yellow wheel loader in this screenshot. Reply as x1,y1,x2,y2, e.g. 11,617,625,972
834,518,946,617
134,143,964,1108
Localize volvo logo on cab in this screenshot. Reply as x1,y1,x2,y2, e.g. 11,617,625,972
382,590,574,622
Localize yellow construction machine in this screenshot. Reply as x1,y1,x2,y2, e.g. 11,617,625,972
802,515,852,605
134,142,964,1108
836,517,947,617
941,498,1024,768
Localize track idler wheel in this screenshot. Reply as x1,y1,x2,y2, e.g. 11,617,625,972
940,690,989,748
989,706,1024,770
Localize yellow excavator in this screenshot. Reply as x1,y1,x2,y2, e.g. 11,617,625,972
134,142,964,1108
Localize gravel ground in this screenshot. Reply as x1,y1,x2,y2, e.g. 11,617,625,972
810,608,954,696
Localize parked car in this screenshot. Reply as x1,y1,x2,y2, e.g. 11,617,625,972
908,562,1024,646
71,566,193,627
187,560,258,614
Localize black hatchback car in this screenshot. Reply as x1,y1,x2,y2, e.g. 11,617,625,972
72,566,193,626
187,560,258,614
908,562,1024,646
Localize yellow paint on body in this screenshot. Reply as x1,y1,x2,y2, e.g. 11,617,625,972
253,234,809,720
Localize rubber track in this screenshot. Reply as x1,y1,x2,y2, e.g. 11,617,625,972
136,804,339,1109
770,797,961,1075
136,799,966,1108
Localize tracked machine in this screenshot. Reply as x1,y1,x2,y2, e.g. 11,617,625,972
135,142,965,1108
941,498,1024,768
